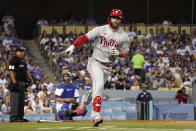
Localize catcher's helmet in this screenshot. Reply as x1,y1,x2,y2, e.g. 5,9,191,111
107,9,123,24
62,72,72,83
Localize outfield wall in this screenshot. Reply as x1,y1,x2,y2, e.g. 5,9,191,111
0,102,195,122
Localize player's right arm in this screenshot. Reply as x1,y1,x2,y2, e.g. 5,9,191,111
55,84,73,103
62,26,101,55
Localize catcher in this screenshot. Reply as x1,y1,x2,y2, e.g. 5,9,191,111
55,72,87,120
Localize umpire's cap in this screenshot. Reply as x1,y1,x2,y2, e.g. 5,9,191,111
15,47,25,52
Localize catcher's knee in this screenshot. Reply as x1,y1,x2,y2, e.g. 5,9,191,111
58,104,69,118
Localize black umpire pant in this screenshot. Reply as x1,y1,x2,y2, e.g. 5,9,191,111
10,82,25,121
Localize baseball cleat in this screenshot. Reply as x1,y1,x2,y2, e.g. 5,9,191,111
93,117,103,127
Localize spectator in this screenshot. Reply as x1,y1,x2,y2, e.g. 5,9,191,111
131,50,144,78
32,96,41,113
127,25,136,39
152,75,165,89
36,17,48,27
174,87,189,104
41,100,52,114
2,35,13,50
162,17,172,25
49,93,56,114
24,100,36,114
42,76,54,94
0,97,7,115
130,76,140,90
4,96,10,114
180,75,191,88
26,87,34,100
31,65,43,81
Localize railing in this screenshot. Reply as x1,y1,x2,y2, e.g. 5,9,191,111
38,24,196,35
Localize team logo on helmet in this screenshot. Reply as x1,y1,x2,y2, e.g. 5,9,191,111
108,9,123,24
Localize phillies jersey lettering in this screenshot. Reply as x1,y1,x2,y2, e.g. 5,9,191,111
99,36,122,48
86,24,129,63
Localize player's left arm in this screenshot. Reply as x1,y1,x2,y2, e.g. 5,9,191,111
119,35,129,57
109,34,129,57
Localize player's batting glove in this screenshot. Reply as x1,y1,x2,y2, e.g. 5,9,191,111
61,45,75,56
109,46,120,56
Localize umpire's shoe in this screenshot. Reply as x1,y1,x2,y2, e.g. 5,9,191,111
93,117,103,127
21,118,29,122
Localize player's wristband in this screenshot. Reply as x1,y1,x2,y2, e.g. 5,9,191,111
73,35,88,47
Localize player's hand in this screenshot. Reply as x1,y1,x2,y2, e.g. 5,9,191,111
64,98,73,103
61,45,75,56
109,46,120,56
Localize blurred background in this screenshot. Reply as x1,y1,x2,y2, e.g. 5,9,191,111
0,0,195,39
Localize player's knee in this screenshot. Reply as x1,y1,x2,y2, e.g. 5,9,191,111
58,104,69,117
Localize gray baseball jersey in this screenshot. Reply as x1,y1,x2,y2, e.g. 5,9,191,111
86,24,129,63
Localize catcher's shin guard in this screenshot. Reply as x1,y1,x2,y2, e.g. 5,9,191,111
92,96,102,112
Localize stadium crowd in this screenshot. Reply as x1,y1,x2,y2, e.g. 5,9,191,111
39,25,196,92
0,14,56,116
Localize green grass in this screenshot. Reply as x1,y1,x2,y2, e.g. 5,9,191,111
0,121,196,131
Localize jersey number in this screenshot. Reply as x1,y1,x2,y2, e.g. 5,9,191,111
9,65,14,70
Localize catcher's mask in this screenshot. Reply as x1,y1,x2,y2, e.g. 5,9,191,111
62,72,72,84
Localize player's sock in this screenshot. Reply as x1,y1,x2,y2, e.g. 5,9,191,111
92,96,102,112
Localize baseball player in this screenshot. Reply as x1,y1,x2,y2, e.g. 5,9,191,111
55,72,87,120
62,9,129,126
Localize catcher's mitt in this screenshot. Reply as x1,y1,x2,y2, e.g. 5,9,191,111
71,99,79,110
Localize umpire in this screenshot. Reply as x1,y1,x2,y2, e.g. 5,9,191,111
136,84,153,120
8,47,33,122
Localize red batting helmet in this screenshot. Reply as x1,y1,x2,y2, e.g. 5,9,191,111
107,9,123,24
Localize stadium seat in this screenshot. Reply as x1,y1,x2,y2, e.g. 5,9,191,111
136,25,146,35
147,25,157,34
87,26,96,32
124,25,129,32
181,26,191,34
157,88,169,91
169,26,179,33
158,25,167,33
41,26,53,34
75,26,85,34
120,26,125,31
66,26,76,34
53,26,63,34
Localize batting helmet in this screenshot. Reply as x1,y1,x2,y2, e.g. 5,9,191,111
107,9,123,24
